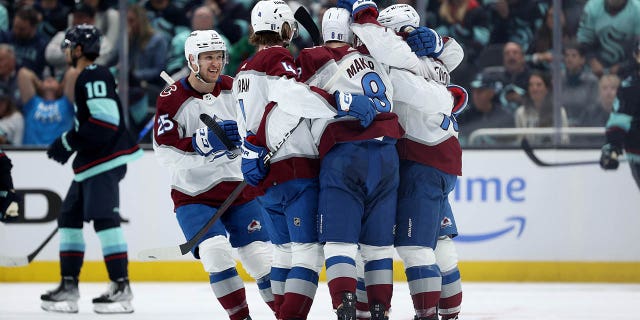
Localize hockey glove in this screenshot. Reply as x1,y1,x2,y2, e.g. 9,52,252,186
337,0,377,16
600,143,622,170
47,135,75,165
0,190,19,221
192,120,240,157
334,91,376,128
447,84,469,116
407,27,444,58
241,135,269,186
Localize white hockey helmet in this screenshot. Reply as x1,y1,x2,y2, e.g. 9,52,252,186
184,30,228,74
251,0,298,39
322,7,353,44
377,4,420,32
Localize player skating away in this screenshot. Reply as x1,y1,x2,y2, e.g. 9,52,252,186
234,1,378,319
0,149,18,221
153,30,274,320
41,24,143,314
600,37,640,190
294,7,404,320
347,2,466,319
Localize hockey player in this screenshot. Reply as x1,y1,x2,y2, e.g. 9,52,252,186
234,1,378,319
600,37,640,191
41,24,143,314
294,7,404,320
153,30,274,320
0,149,18,221
345,2,466,319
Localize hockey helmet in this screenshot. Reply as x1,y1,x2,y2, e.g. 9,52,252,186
251,0,298,39
322,7,353,44
61,24,102,56
377,4,420,32
184,30,228,74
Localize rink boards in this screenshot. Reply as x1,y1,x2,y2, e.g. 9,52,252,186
2,149,639,282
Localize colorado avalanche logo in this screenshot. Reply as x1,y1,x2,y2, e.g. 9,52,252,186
247,219,262,233
441,217,452,229
160,84,177,97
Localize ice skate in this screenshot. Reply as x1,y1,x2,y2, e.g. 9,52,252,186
92,278,134,314
40,276,80,313
413,315,438,320
336,292,356,320
369,303,389,320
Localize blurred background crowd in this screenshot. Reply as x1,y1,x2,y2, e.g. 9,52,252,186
0,0,637,148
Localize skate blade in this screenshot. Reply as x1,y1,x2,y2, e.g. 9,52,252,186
41,300,79,313
93,300,134,314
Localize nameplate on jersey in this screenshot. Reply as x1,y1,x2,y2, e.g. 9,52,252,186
346,57,375,79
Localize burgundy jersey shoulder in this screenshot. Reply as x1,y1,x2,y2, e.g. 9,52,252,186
216,74,234,92
242,46,298,78
156,79,194,116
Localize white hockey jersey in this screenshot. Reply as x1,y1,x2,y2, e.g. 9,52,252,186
153,76,253,209
233,46,337,189
351,13,464,175
296,45,404,157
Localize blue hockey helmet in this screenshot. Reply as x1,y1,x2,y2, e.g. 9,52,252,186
62,24,102,56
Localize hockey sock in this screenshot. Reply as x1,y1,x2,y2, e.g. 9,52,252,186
406,264,441,318
356,276,371,319
256,274,276,313
59,228,85,277
209,268,249,320
363,258,393,311
439,266,462,319
96,227,128,280
279,266,319,319
270,266,289,316
325,255,357,309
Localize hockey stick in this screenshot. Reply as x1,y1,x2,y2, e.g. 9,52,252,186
521,138,626,167
295,6,322,46
199,114,239,151
0,226,58,267
138,118,305,260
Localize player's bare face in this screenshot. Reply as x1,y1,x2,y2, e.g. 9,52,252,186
198,51,224,82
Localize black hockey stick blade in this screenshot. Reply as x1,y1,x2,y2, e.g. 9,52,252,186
137,181,247,261
199,113,238,151
521,138,602,167
0,227,58,267
295,6,322,46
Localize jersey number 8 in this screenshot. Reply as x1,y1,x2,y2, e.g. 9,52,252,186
361,72,391,113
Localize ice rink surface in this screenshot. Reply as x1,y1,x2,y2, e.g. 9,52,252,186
2,282,640,319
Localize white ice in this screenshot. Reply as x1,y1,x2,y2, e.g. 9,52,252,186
2,282,640,319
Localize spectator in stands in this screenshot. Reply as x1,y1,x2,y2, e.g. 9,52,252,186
0,85,24,145
486,0,548,51
577,0,640,78
0,44,19,105
486,42,531,113
515,71,569,144
458,70,515,146
127,4,168,132
144,0,190,40
0,6,50,78
76,0,120,66
35,0,70,40
0,4,8,31
200,0,251,45
46,4,114,79
427,0,491,88
580,74,620,127
561,42,599,126
527,5,570,71
17,67,73,146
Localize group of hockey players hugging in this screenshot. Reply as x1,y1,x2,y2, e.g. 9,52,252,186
152,0,467,319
